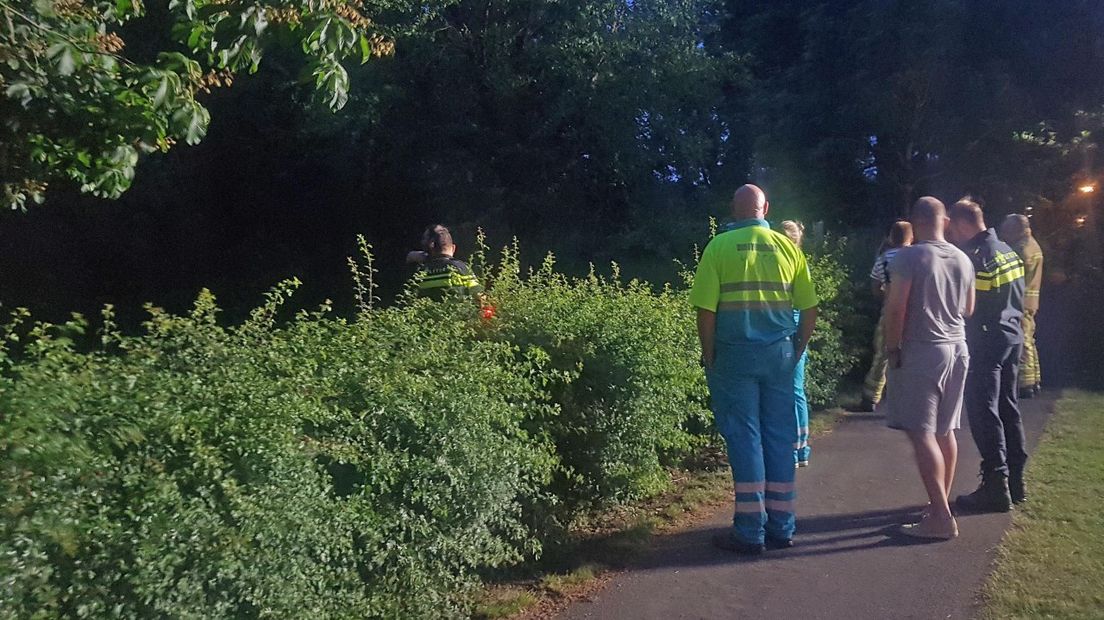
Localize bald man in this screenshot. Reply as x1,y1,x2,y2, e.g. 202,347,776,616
691,185,819,555
1000,214,1044,398
882,197,974,540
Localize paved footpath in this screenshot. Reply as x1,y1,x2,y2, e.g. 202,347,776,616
560,393,1056,620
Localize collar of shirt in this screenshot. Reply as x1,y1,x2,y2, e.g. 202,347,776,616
966,228,997,251
720,218,770,233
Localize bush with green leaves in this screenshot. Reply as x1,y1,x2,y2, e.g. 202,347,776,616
0,233,854,617
0,284,556,619
803,237,858,407
479,244,712,512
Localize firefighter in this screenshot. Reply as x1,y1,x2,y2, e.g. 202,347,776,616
860,221,914,411
692,185,818,555
1000,214,1043,399
947,198,1028,511
407,225,484,299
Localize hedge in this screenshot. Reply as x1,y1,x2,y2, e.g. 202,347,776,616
0,235,854,617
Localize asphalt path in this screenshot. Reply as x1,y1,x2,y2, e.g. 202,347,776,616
559,393,1056,620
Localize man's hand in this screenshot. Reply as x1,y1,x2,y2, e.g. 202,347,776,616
696,308,716,372
887,347,902,369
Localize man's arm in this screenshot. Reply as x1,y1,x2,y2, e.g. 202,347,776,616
796,306,818,358
964,281,976,318
883,276,912,368
697,308,717,370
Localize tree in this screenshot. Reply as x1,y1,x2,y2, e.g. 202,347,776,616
338,0,746,243
0,0,429,210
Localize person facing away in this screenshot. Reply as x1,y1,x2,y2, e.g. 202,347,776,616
860,221,915,411
999,214,1044,399
781,220,812,468
882,196,974,540
947,199,1028,512
691,185,819,556
407,225,484,299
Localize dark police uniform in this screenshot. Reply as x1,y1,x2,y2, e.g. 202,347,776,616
961,228,1027,496
416,255,484,299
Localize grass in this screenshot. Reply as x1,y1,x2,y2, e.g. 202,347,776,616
980,390,1104,620
539,563,604,595
474,588,540,619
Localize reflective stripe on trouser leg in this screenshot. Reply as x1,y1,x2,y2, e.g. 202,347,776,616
761,369,798,540
1019,309,1040,388
794,349,811,465
862,313,888,402
709,371,767,544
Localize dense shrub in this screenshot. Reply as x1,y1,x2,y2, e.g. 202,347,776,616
803,238,859,406
0,287,555,619
482,247,711,510
0,233,854,617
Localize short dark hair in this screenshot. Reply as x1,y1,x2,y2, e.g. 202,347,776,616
949,196,985,227
421,224,454,253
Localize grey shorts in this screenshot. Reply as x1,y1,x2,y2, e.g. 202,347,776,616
885,341,970,435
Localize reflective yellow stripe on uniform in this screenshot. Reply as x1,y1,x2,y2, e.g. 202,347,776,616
418,271,480,290
717,280,793,305
976,262,1025,291
976,251,1025,291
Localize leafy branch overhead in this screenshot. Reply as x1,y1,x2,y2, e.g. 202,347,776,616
0,0,409,209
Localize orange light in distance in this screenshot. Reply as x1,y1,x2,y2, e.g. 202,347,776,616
1078,184,1096,194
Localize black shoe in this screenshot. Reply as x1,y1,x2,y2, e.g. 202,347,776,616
765,535,794,550
712,532,765,556
956,473,1013,513
856,397,877,413
1009,466,1027,504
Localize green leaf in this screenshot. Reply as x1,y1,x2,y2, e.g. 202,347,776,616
359,33,372,64
5,83,32,106
48,43,77,76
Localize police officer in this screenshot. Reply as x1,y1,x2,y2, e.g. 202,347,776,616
1000,214,1044,399
691,185,819,555
947,198,1028,511
407,225,484,299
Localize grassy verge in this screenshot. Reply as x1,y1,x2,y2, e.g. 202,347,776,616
980,390,1104,619
475,405,847,620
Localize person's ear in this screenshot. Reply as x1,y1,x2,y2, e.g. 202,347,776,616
762,200,770,217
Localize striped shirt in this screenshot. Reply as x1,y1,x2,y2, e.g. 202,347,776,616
870,248,901,286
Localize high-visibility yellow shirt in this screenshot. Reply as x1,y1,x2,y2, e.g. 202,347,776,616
689,219,818,345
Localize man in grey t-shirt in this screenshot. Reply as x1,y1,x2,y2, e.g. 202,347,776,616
883,197,976,540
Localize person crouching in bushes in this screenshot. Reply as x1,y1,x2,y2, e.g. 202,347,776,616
406,225,484,299
859,220,914,412
782,220,812,468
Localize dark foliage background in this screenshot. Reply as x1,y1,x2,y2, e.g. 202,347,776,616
1,0,1102,323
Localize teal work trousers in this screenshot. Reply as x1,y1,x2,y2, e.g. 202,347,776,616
708,338,799,545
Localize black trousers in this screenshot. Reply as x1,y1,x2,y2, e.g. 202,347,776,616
965,342,1028,477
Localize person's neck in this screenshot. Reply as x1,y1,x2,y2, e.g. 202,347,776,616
731,212,764,221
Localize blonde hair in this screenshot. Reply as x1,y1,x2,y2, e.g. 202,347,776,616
781,220,805,248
